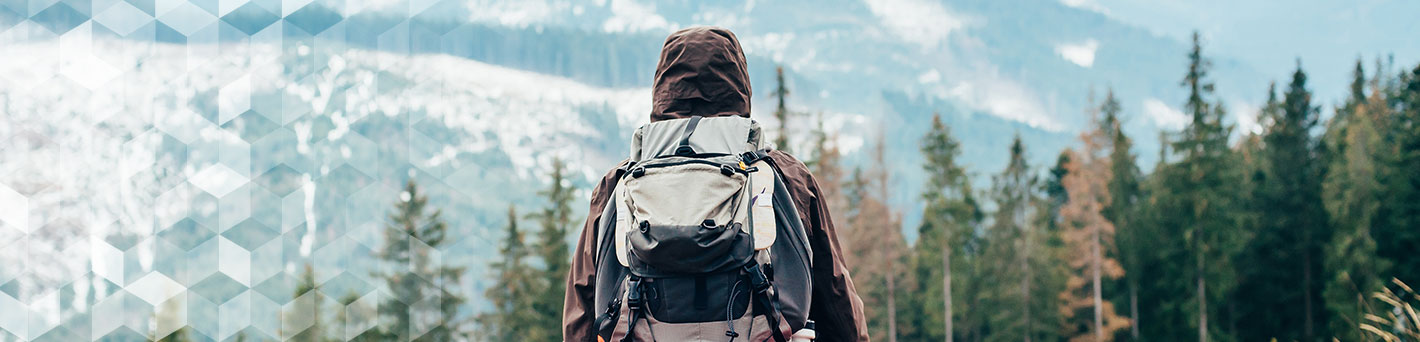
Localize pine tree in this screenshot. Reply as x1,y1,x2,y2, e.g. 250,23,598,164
528,159,578,340
1376,63,1420,289
1234,61,1328,342
772,66,794,153
844,136,907,342
843,167,868,251
908,115,983,342
1320,59,1370,199
957,217,993,342
336,291,381,342
288,263,325,342
1280,61,1327,340
1099,89,1145,341
1044,152,1072,234
1334,60,1369,128
375,180,468,341
983,136,1058,342
1322,60,1391,342
810,112,849,228
1059,95,1131,342
1164,32,1246,342
1133,134,1196,341
478,206,538,342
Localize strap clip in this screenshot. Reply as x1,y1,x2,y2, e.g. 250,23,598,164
625,276,645,309
740,148,771,165
744,263,772,293
604,297,621,315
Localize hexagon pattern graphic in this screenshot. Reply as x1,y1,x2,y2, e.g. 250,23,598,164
0,0,649,339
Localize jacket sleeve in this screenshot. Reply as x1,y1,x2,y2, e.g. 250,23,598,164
768,151,870,342
563,163,626,342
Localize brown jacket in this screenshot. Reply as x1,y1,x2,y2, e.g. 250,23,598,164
562,26,869,342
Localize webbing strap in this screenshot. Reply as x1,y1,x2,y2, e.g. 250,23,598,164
595,297,622,341
693,276,708,309
622,310,645,342
745,263,789,342
675,116,703,156
621,277,648,342
740,148,771,165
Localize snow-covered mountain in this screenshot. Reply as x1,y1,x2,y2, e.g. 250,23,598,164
4,0,1296,227
0,33,650,339
2,0,1410,339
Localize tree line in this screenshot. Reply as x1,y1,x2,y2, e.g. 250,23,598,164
152,31,1420,342
155,178,483,341
824,32,1420,342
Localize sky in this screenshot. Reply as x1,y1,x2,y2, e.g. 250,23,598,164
1077,0,1418,102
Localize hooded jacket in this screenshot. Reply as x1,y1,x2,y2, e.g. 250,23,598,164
563,26,870,342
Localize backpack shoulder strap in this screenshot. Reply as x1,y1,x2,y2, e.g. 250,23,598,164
594,162,632,260
674,116,703,156
746,148,777,251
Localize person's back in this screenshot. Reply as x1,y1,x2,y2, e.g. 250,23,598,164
562,26,869,342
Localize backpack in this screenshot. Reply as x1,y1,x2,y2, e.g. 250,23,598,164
590,116,815,342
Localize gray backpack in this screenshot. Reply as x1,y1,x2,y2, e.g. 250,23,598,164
591,116,814,342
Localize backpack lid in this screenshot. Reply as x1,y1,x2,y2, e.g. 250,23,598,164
630,116,761,162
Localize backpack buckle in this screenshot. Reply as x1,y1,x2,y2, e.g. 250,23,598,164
744,263,772,292
740,149,770,165
626,276,645,309
605,297,621,315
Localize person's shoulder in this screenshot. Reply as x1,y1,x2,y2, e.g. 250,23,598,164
766,150,809,173
601,159,630,178
590,159,630,196
765,150,818,190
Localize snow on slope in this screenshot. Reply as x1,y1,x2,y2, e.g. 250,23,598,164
0,32,650,335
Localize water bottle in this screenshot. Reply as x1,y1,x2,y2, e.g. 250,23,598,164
790,320,817,341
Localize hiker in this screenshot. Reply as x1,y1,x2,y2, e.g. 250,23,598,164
562,26,869,342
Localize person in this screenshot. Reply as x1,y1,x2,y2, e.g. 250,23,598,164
562,26,869,342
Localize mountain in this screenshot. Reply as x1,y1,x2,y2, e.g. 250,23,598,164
346,0,1274,230
0,35,647,339
4,0,1287,230
3,0,1408,338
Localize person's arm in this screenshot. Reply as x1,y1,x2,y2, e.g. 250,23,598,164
563,164,626,342
768,151,870,341
562,215,597,342
805,183,870,341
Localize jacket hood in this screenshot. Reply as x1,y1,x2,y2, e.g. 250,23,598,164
651,26,752,122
